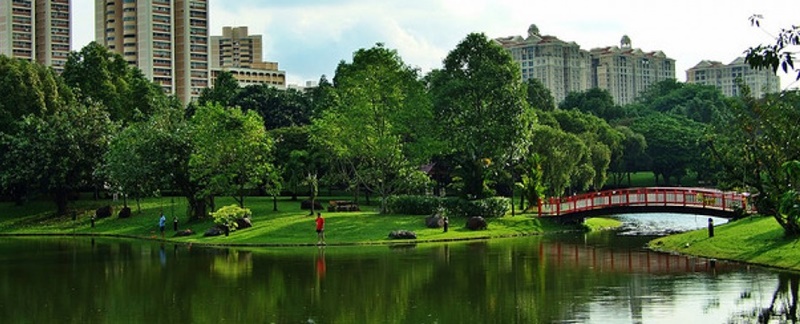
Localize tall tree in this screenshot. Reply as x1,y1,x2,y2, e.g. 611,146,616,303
198,70,240,107
559,88,625,121
313,44,436,212
190,102,275,209
708,88,800,234
526,78,556,112
630,113,705,185
2,103,113,215
62,42,167,123
232,84,313,130
428,33,534,199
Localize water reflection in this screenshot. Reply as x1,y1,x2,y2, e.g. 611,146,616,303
0,235,795,323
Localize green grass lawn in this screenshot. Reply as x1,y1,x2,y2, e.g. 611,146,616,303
0,195,599,246
649,215,800,271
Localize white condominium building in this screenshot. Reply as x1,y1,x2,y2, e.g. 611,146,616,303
686,57,780,98
590,36,675,105
495,24,592,104
0,0,71,72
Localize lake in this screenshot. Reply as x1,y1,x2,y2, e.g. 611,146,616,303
0,213,795,323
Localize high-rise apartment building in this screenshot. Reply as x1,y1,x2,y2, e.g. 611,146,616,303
589,36,675,105
495,24,591,104
686,57,780,98
0,0,71,72
95,0,208,103
497,25,676,105
210,26,285,88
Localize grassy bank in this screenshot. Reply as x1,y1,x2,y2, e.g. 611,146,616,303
648,215,800,271
0,196,609,246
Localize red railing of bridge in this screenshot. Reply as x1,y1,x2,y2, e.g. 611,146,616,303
536,187,755,217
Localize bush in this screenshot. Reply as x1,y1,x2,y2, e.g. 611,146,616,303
384,195,510,218
441,197,510,218
210,205,251,231
384,195,440,215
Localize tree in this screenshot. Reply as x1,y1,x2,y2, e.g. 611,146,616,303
707,88,800,234
0,57,74,204
526,78,556,112
198,70,240,107
609,126,648,187
635,79,727,123
428,33,534,199
313,44,437,212
745,15,800,81
1,102,113,215
232,84,313,130
62,42,167,123
559,88,625,121
527,125,587,198
190,102,274,209
630,113,705,185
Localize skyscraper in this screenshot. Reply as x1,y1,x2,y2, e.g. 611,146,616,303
0,0,71,72
95,0,208,103
686,57,780,98
210,26,285,88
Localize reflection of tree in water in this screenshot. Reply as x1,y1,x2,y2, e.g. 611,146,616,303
760,272,799,323
732,272,798,323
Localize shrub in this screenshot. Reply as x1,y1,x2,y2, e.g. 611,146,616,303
384,195,440,215
210,205,251,231
441,197,510,218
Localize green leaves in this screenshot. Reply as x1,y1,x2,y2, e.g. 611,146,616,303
429,33,533,199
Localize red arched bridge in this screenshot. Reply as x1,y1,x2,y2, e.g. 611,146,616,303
536,187,755,219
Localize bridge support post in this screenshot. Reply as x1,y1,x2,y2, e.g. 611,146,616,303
708,218,714,238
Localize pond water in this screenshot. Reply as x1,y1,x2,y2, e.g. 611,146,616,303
0,214,795,323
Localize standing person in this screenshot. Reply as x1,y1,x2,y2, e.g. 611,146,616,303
443,216,449,233
158,212,166,238
315,212,325,245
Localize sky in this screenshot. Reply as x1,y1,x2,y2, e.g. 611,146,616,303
71,0,799,90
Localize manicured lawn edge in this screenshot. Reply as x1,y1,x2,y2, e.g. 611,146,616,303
648,214,800,271
1,196,617,247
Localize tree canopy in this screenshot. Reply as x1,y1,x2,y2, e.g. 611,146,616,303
428,33,534,199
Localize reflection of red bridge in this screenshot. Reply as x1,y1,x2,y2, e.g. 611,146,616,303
541,242,742,274
537,187,755,219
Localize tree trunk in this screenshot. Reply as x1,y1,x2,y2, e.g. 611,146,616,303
187,195,207,221
53,188,69,216
273,194,278,211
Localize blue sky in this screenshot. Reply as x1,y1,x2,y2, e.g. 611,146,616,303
72,0,799,89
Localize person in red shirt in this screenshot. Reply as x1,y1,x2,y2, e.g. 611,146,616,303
315,212,325,245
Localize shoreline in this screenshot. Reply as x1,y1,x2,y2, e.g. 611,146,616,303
646,215,800,272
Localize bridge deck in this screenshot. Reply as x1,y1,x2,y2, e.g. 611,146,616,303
537,187,754,218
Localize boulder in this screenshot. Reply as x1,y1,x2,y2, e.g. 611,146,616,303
388,230,417,240
425,214,444,228
118,207,131,219
235,217,252,229
466,216,487,230
204,226,225,237
301,200,323,210
174,229,194,237
95,205,113,219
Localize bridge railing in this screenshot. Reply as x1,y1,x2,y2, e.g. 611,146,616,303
536,187,755,217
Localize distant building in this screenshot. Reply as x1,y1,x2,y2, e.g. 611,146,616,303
495,24,592,104
0,0,71,72
497,25,676,105
210,26,285,88
589,36,676,105
95,0,209,103
686,57,780,98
